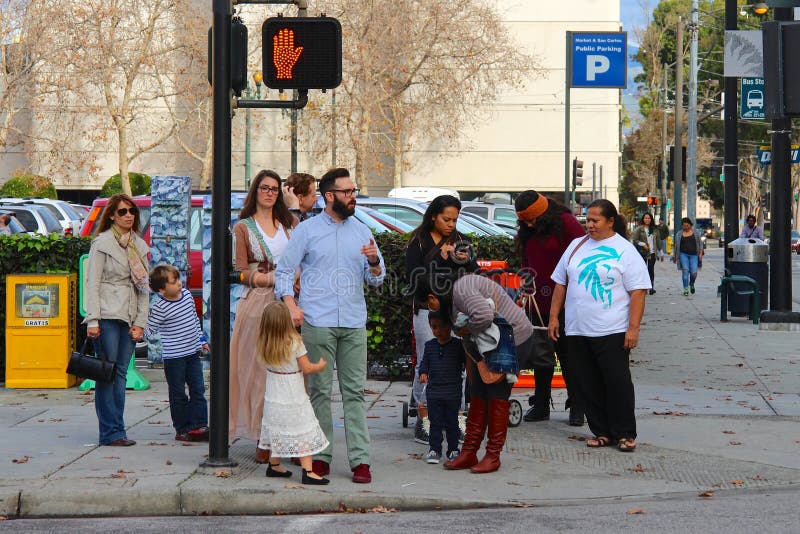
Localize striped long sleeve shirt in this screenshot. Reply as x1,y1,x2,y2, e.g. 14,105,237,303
145,288,206,359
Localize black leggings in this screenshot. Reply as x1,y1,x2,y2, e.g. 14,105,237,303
646,253,656,288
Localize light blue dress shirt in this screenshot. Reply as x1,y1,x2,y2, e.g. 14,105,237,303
275,211,385,328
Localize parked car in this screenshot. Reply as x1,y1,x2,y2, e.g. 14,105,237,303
0,198,83,235
387,186,460,202
458,211,513,238
0,203,63,236
460,201,518,227
359,206,414,233
355,196,494,236
0,209,28,234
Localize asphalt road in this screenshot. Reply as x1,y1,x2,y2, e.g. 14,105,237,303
2,486,798,533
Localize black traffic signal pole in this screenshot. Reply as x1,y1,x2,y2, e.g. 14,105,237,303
762,6,797,322
204,0,308,471
722,0,738,271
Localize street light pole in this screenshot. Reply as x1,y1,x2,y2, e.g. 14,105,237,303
673,17,684,226
722,0,739,270
244,72,263,190
687,0,699,222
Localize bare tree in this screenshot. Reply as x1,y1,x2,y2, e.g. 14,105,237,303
293,0,541,193
29,0,196,194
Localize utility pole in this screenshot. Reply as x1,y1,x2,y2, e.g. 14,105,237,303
599,165,603,199
722,0,739,270
289,3,308,174
592,162,597,200
686,0,699,222
762,5,796,321
673,17,684,226
661,65,669,224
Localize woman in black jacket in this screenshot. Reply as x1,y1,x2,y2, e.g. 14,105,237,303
405,195,479,444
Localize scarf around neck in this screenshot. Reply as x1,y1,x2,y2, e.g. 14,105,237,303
112,226,150,294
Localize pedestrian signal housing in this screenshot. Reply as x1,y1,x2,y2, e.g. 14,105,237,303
572,158,584,188
262,17,342,90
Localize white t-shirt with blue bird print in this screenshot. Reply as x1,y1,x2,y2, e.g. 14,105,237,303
551,233,651,337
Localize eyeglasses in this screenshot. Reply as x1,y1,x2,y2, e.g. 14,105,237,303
116,207,139,216
258,186,280,195
330,188,360,197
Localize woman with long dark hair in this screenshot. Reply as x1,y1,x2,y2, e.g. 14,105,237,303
671,217,704,297
85,194,150,446
405,195,479,445
229,170,298,463
630,212,661,295
548,199,650,452
514,190,586,426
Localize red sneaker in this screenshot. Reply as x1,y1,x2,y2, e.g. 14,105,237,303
188,426,210,442
351,463,371,484
312,459,330,477
175,433,191,442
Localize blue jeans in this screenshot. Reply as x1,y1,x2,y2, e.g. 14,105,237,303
163,352,208,434
679,253,699,289
93,319,134,445
427,397,460,455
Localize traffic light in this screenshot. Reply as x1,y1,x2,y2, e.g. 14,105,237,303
262,17,342,90
667,145,687,184
763,21,800,119
207,18,249,97
572,158,584,188
647,196,659,206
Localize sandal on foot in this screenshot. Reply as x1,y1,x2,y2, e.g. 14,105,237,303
617,438,636,452
586,436,613,448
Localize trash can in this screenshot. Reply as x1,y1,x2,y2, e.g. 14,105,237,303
726,237,768,316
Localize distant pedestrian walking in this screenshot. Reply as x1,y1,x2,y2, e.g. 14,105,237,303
146,265,209,442
256,301,330,485
549,199,650,453
672,217,704,296
631,212,661,295
418,311,465,465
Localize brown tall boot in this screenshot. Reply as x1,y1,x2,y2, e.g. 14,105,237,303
443,397,487,470
470,398,510,474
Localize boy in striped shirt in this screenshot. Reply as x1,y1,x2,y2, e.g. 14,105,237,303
147,265,210,442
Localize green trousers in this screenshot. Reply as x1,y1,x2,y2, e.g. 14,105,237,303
302,322,370,468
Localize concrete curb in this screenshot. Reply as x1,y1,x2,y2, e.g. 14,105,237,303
18,488,181,518
0,490,20,518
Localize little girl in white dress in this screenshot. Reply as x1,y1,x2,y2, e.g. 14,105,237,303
257,301,330,485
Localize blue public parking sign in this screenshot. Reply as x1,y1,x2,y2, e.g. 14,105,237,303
570,32,627,88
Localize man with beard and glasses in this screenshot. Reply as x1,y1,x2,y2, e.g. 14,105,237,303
274,167,385,484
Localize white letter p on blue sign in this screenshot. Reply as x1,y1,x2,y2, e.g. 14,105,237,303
586,55,610,81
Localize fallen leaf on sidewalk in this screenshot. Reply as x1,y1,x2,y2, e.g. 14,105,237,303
49,418,64,422
338,502,356,513
166,460,172,465
567,435,586,441
12,456,31,464
102,456,120,460
652,411,686,416
285,483,305,489
730,480,744,487
698,490,714,498
365,506,397,513
214,471,232,478
722,430,736,434
147,442,168,446
111,472,126,479
627,508,647,515
366,415,381,419
729,441,742,446
751,475,766,481
147,420,164,424
363,389,379,395
629,464,648,473
742,381,757,386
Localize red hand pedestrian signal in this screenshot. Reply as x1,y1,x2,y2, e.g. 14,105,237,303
272,28,304,80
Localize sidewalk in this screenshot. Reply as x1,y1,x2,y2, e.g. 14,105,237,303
1,247,799,518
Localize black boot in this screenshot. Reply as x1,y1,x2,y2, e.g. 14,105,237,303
565,398,585,426
523,367,553,422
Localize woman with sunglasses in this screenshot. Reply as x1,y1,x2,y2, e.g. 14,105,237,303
229,170,298,463
85,194,149,446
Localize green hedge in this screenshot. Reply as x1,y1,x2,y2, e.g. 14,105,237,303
365,232,517,376
101,173,152,197
0,174,57,198
0,234,91,381
0,232,517,381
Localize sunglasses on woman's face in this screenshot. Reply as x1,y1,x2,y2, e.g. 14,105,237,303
116,207,139,216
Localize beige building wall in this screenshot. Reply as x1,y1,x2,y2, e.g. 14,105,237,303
400,1,623,205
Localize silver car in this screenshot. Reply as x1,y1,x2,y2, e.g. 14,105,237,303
0,203,63,236
0,198,83,235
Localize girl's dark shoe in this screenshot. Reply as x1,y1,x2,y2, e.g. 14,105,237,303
266,464,292,478
302,469,330,485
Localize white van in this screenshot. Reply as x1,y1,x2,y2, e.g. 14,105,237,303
387,187,459,202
